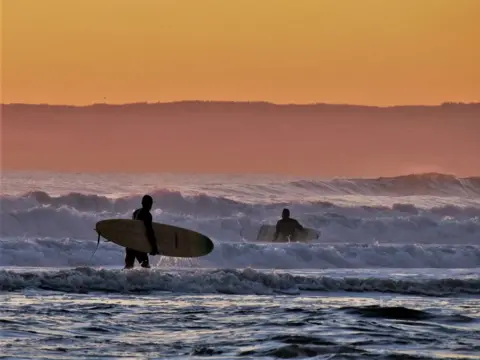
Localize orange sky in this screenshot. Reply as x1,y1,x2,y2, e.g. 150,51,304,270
2,0,479,106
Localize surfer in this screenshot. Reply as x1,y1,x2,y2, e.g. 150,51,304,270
273,208,305,242
124,195,159,269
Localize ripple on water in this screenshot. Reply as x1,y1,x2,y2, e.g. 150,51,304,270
0,291,479,359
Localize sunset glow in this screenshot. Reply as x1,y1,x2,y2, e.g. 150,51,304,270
3,0,480,106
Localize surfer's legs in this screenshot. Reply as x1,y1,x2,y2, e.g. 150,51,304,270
124,248,150,269
136,252,150,268
124,248,136,269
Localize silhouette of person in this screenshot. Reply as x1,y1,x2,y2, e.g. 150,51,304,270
124,195,159,269
273,208,305,242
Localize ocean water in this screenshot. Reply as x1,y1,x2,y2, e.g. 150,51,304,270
1,171,479,359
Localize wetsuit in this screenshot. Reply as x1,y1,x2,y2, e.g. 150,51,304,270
274,218,304,242
124,207,158,268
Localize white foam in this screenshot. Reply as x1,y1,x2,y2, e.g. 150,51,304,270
1,267,479,296
1,194,479,245
1,172,479,269
1,237,479,269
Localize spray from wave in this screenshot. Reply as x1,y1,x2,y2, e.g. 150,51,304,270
1,238,479,268
1,189,479,243
1,172,479,269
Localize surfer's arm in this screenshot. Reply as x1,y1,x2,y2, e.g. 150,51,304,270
143,213,159,254
274,221,281,240
294,220,305,231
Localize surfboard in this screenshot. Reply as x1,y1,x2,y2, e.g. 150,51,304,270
95,219,214,258
254,224,320,243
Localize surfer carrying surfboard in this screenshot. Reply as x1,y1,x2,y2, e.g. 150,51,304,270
273,208,305,242
124,195,159,269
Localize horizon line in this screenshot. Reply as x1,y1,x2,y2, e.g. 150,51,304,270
2,169,479,180
2,100,480,108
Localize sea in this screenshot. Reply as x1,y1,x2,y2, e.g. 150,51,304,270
1,171,479,360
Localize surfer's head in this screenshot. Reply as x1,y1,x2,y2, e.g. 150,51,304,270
141,195,153,210
282,208,290,219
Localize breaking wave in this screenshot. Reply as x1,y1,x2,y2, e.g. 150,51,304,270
1,172,479,269
2,172,480,200
1,267,478,296
1,190,479,246
1,238,479,269
287,173,480,197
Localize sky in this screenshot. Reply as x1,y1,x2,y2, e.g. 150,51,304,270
2,0,480,177
2,0,480,106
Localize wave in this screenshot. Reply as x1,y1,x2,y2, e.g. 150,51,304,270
1,267,479,296
2,173,480,202
1,193,479,245
1,173,480,270
2,188,480,214
341,305,476,322
1,238,479,268
288,173,480,197
1,189,244,214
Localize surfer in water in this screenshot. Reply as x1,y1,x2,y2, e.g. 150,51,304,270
125,194,159,269
273,208,305,242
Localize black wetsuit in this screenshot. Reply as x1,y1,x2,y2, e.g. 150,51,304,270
124,207,157,268
274,217,304,241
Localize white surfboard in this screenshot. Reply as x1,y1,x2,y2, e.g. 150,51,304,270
95,219,214,258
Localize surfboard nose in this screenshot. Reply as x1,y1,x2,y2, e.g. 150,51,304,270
204,236,214,255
